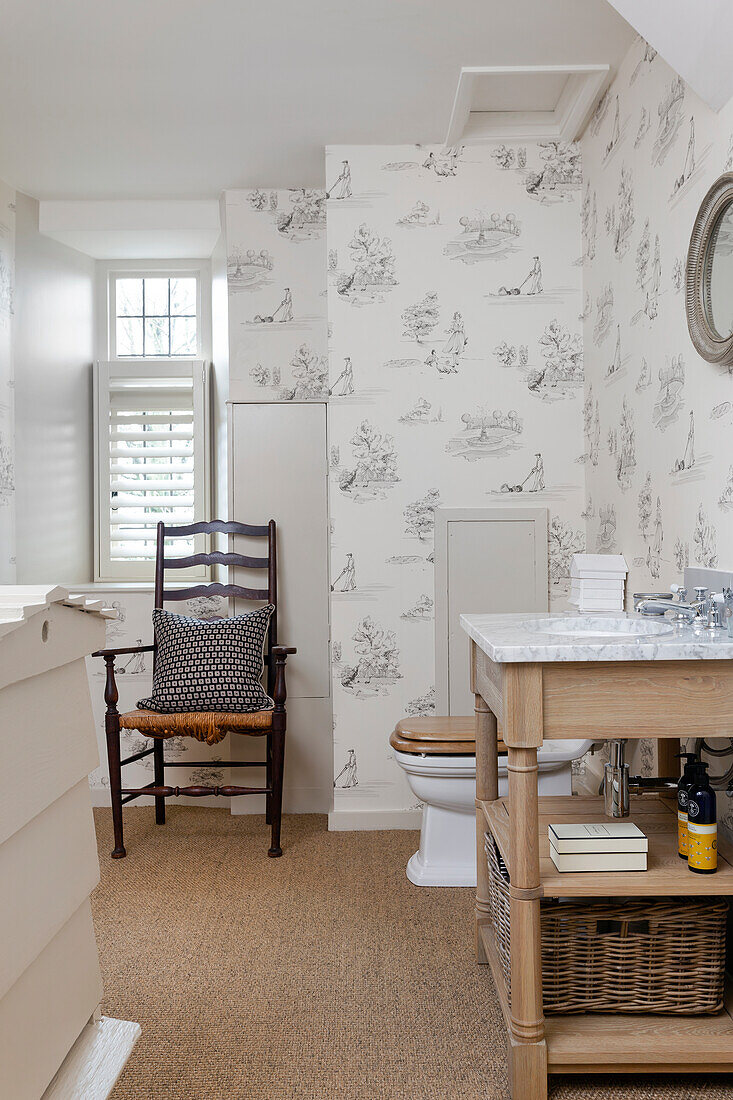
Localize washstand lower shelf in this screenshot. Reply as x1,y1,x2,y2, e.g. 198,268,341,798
480,795,733,897
478,795,733,1074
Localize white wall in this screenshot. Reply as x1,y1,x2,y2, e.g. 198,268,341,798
0,177,15,583
14,191,96,583
210,220,230,524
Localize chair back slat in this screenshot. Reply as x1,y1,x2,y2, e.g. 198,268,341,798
154,519,277,693
162,582,270,603
164,551,269,570
165,519,269,538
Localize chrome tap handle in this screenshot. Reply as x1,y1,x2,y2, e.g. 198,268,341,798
693,586,709,619
677,587,688,603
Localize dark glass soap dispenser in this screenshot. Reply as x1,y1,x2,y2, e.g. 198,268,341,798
677,751,698,860
687,761,717,874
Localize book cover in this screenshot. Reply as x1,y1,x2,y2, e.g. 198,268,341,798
570,578,625,592
549,843,647,873
570,553,628,578
549,821,648,854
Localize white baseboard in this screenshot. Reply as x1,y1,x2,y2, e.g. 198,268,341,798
328,808,422,831
230,788,331,815
43,1016,140,1099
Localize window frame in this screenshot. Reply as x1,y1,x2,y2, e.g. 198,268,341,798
97,260,212,363
93,358,210,583
109,270,201,360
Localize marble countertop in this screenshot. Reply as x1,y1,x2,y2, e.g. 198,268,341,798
460,611,733,663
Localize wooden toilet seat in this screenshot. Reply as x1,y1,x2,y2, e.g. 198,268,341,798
389,716,507,755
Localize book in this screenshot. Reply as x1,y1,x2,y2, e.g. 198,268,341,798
570,553,628,578
568,592,624,604
570,578,625,592
570,572,627,582
568,598,625,611
549,844,647,872
549,821,648,853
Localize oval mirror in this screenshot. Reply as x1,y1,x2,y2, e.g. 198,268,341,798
705,201,733,340
687,172,733,365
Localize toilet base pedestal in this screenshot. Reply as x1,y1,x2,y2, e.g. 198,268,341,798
404,763,576,887
406,803,477,887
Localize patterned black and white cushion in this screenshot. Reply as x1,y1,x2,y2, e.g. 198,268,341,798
138,605,275,714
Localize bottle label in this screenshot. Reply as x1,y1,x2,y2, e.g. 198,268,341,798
678,790,688,809
677,809,688,856
688,820,717,871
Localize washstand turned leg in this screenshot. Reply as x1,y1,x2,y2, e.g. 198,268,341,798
475,692,499,962
507,744,547,1100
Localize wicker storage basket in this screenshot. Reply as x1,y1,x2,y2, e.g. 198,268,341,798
485,832,728,1015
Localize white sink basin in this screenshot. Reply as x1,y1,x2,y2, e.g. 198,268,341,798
527,616,675,639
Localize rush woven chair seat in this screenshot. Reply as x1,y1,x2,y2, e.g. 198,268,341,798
119,707,274,745
93,518,296,860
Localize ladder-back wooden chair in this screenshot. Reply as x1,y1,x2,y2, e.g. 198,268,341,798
93,519,295,859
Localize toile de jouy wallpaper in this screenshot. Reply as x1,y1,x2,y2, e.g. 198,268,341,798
223,148,586,817
0,177,15,583
580,36,733,833
326,143,586,815
224,188,328,400
221,46,733,823
581,36,733,591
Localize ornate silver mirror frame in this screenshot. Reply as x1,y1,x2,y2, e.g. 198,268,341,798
686,171,733,366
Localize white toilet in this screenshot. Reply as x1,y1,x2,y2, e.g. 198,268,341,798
391,717,594,887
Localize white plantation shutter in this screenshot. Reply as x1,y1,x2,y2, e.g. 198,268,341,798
94,360,209,581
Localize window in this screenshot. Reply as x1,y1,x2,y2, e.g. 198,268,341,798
111,274,199,358
94,360,209,581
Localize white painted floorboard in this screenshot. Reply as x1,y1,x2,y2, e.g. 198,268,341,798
43,1017,140,1100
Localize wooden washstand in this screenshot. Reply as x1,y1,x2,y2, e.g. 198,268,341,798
466,621,733,1100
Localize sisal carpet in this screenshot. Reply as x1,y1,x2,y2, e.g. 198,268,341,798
91,808,733,1099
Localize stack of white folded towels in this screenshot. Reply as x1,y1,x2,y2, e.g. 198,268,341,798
569,553,628,612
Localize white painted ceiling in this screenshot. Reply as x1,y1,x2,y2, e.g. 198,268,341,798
608,0,733,112
0,0,634,200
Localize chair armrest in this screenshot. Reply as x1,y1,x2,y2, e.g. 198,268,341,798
92,644,154,713
271,645,296,708
92,644,155,658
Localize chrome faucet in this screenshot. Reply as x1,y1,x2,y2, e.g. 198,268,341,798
636,598,699,622
636,585,725,628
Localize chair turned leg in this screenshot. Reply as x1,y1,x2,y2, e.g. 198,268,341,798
268,725,286,857
265,734,273,825
105,714,126,859
153,738,166,825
